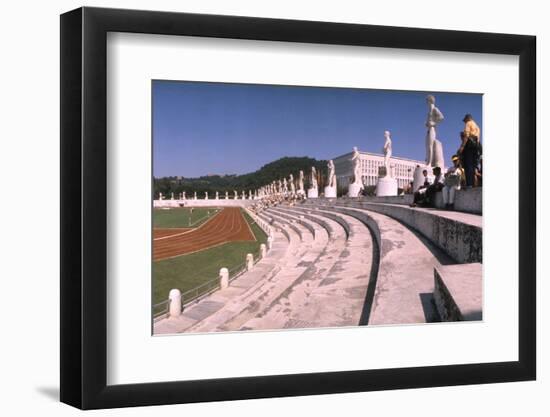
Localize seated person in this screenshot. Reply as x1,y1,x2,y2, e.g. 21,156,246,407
411,167,444,207
442,155,464,210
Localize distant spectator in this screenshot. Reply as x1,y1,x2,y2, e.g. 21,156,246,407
442,155,464,210
458,114,482,187
411,167,444,207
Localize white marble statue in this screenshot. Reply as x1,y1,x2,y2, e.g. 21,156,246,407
350,147,363,186
171,192,174,200
234,190,238,199
225,191,229,199
289,174,295,194
425,94,444,167
215,191,219,200
298,170,305,193
242,190,246,200
327,160,336,188
159,192,163,200
193,191,197,200
283,178,288,193
182,191,186,200
311,166,318,190
204,191,208,200
383,130,392,170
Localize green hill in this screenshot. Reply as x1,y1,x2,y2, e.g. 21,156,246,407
154,156,328,198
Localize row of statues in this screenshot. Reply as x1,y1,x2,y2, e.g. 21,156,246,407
157,94,445,201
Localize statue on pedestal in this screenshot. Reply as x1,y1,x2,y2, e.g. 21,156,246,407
193,192,197,200
234,190,238,199
159,192,163,200
215,191,219,200
327,160,336,188
182,191,186,200
307,166,319,199
311,167,318,190
225,191,229,199
282,178,288,193
324,160,338,198
298,170,304,194
289,174,295,194
204,191,208,200
348,147,364,197
425,94,444,167
350,147,363,186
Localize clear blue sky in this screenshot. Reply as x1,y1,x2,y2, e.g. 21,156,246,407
153,80,482,178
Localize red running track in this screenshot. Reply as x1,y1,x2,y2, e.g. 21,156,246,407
153,207,255,261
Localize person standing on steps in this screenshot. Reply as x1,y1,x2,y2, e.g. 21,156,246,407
458,113,481,187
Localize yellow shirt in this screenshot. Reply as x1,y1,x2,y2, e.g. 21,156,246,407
463,120,480,139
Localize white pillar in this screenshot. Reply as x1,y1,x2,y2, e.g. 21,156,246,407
219,267,229,289
267,235,273,250
246,253,254,271
260,243,267,257
168,289,181,318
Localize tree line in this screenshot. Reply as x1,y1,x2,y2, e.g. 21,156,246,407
154,157,329,198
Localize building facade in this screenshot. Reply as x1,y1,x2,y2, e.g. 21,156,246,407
332,151,425,190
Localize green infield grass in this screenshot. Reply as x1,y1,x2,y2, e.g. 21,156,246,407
153,209,267,305
153,207,219,229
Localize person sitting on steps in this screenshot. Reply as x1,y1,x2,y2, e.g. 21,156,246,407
442,155,464,210
410,167,444,208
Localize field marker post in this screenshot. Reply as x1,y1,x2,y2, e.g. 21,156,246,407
219,267,229,289
168,289,182,318
260,244,267,258
267,235,273,250
246,253,254,271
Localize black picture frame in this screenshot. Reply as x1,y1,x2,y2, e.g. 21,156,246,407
60,6,536,410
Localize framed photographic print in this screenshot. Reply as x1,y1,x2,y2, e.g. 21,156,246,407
60,6,536,409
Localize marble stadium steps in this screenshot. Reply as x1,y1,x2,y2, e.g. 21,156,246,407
301,199,482,324
184,208,334,333
305,199,482,264
307,204,452,324
233,206,375,331
257,211,305,243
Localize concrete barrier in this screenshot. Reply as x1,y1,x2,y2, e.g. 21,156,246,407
219,267,229,289
335,186,482,214
168,289,182,318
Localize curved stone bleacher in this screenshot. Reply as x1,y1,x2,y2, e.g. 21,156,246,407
309,199,482,264
258,211,305,242
186,209,333,332
236,207,374,330
266,208,317,239
155,195,483,334
301,198,483,324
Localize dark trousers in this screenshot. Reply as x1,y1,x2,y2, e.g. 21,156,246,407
462,146,476,186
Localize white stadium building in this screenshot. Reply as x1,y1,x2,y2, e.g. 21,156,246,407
332,150,425,190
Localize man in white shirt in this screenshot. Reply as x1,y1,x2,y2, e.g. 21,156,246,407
442,155,464,210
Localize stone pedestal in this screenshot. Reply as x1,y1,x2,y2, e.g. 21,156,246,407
376,166,397,197
376,176,398,196
324,186,337,198
348,183,362,198
433,139,445,172
307,188,318,198
412,166,426,193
